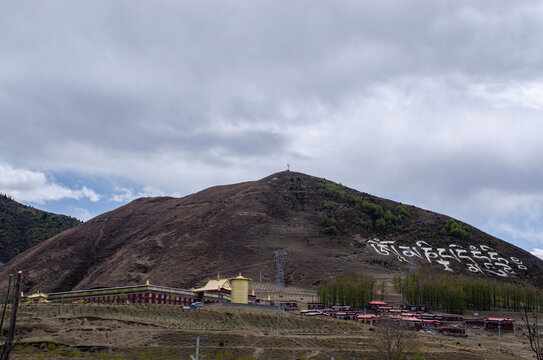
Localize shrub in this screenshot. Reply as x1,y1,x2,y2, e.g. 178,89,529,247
441,219,469,240
322,216,338,228
320,200,335,210
359,220,369,227
357,200,384,219
375,218,387,231
322,182,346,201
384,210,398,224
323,225,338,235
396,205,410,217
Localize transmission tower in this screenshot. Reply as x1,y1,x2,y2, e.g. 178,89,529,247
274,250,287,287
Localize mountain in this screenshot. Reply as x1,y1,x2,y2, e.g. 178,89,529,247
0,194,81,264
1,172,542,294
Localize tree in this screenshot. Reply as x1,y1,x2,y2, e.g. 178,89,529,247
521,306,543,359
374,318,415,360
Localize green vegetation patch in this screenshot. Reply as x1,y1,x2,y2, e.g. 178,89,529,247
0,194,81,262
441,219,471,240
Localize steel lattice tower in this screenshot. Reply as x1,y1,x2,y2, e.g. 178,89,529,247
274,250,287,287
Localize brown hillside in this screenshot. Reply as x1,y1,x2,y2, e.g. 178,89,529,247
1,171,542,294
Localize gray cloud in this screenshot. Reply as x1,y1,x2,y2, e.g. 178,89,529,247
1,1,543,250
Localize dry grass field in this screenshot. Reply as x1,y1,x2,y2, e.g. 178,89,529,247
0,300,537,360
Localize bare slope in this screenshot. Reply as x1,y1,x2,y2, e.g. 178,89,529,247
1,171,542,293
11,303,527,360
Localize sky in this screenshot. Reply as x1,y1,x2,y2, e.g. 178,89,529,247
1,1,543,257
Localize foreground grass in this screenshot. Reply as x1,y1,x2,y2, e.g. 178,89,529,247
2,303,532,359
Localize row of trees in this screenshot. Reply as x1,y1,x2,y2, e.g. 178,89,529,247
394,270,543,314
317,274,376,308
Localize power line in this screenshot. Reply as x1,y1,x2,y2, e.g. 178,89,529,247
193,260,275,280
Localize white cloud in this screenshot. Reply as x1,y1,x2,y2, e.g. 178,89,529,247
531,248,543,260
109,186,166,203
0,162,100,204
472,81,543,110
80,186,100,202
70,207,95,222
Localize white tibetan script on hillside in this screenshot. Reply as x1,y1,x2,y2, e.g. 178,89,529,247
367,238,527,277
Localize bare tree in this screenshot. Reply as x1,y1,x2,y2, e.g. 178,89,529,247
374,317,416,360
521,306,543,360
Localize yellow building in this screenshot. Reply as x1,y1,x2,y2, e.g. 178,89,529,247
230,273,251,304
23,292,49,303
193,274,232,293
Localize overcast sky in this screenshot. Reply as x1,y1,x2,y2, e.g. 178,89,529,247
1,1,543,257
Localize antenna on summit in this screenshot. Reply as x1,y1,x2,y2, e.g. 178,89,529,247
286,164,290,171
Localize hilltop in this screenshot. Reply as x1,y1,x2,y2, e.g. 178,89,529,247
0,194,81,264
1,171,542,294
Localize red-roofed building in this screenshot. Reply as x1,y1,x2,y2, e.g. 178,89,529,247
465,319,485,328
421,319,442,329
368,300,388,310
332,311,357,320
307,302,325,310
442,315,463,322
484,318,514,331
357,314,380,325
439,326,467,337
399,317,423,330
332,305,352,312
280,301,298,311
377,306,393,313
407,304,427,312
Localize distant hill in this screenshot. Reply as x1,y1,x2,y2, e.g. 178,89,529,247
1,171,542,294
0,194,81,264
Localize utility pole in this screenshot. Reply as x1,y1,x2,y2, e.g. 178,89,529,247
189,336,205,360
498,322,501,352
535,311,541,359
1,271,22,360
276,306,281,337
59,296,64,322
0,274,12,339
